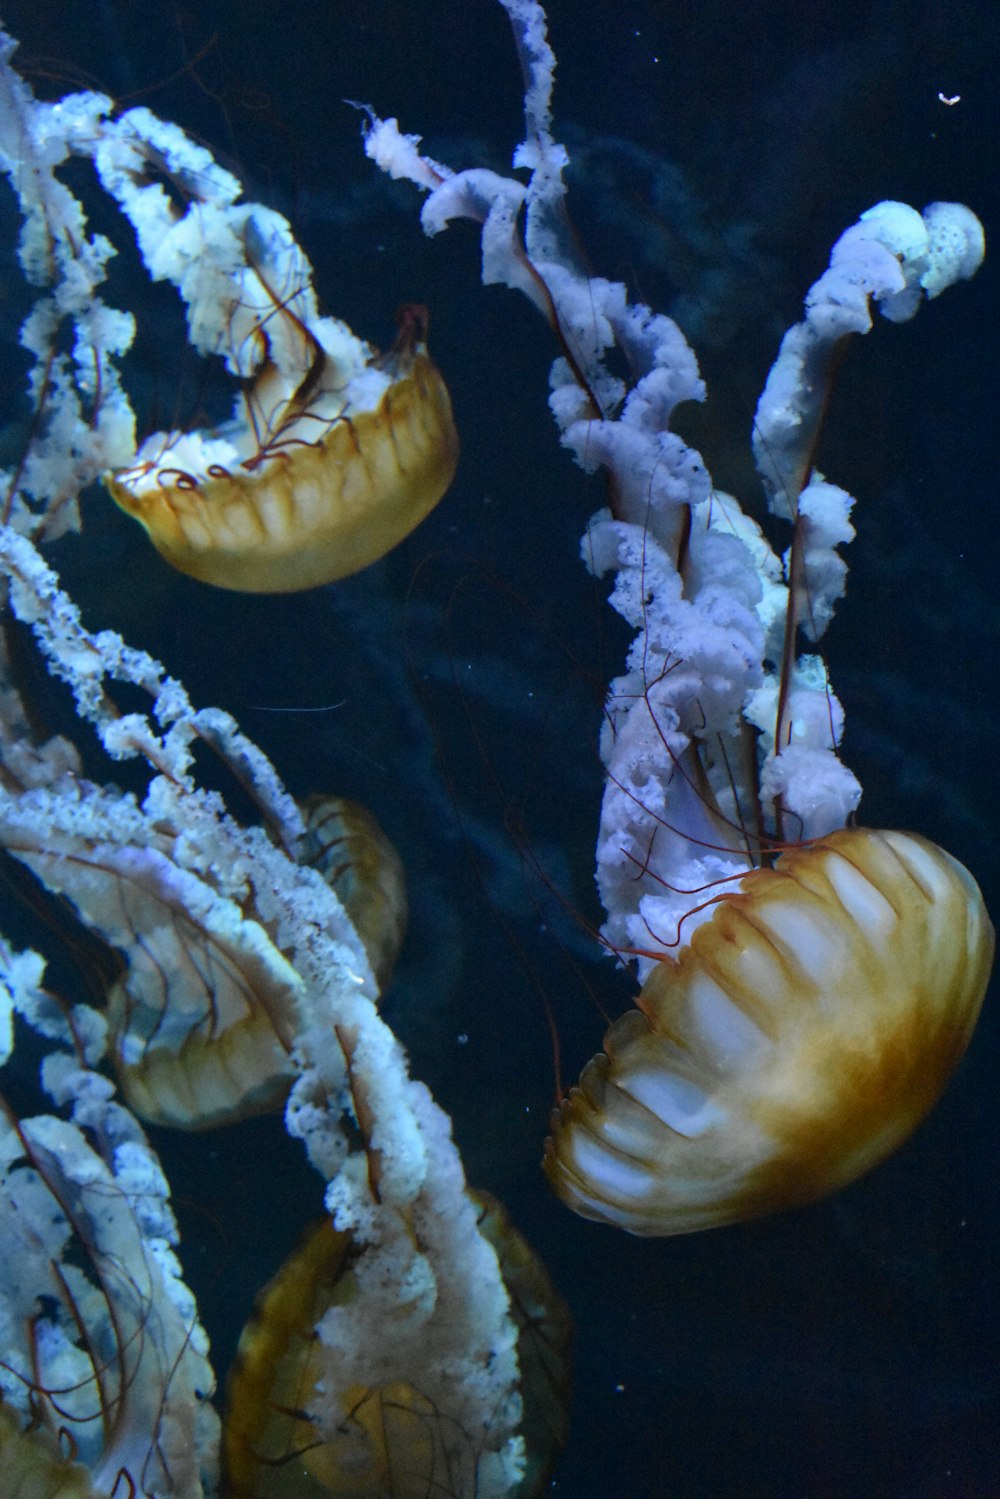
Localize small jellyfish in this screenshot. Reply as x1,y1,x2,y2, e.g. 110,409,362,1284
106,304,458,593
97,164,458,594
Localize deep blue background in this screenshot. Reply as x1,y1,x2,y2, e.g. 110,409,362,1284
1,3,997,1495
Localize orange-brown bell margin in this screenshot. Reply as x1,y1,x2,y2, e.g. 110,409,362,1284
544,828,994,1236
105,340,458,594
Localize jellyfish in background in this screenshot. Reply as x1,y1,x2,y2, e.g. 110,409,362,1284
0,946,219,1499
0,23,568,1499
0,1,994,1495
363,0,992,1234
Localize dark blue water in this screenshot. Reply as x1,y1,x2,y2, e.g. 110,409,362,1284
1,2,997,1495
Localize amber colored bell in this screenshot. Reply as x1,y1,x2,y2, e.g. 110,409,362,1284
222,1193,570,1497
546,828,994,1235
106,307,458,593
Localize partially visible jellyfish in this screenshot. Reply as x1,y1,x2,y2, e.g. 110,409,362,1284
0,945,218,1498
299,795,409,993
0,784,299,1131
222,1192,570,1499
0,1402,101,1499
0,765,410,1134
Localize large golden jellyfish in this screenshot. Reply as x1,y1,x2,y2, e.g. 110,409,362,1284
359,27,994,1242
544,828,993,1234
533,201,995,1235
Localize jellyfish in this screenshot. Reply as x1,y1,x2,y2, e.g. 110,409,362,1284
222,1192,570,1498
75,105,460,592
0,773,409,1132
0,940,218,1499
298,794,409,992
361,0,992,1236
537,199,992,1234
104,292,459,593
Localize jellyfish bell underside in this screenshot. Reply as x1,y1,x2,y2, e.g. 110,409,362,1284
105,332,458,594
545,827,994,1236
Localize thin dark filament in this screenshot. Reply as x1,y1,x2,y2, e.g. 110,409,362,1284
631,887,734,955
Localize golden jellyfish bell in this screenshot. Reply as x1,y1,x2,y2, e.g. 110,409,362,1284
105,305,458,593
222,1193,570,1498
545,828,994,1236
